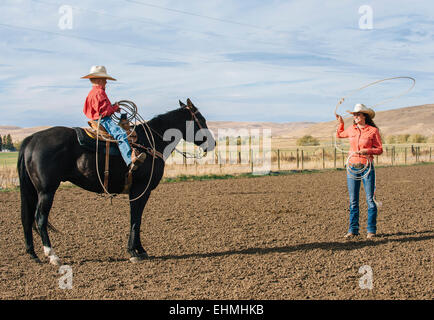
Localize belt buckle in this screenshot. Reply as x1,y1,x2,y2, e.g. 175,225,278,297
352,163,364,169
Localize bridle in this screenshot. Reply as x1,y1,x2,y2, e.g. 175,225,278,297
184,105,205,130
146,105,207,159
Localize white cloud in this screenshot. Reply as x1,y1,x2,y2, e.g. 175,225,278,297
0,0,433,127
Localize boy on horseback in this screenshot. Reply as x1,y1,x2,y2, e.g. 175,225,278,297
81,66,145,171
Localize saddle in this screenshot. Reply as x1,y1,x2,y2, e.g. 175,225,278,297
73,121,132,194
84,121,116,142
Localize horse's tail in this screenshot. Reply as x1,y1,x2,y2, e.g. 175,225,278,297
18,136,39,246
18,137,59,235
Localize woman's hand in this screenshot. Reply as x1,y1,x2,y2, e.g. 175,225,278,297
357,149,369,155
335,114,344,124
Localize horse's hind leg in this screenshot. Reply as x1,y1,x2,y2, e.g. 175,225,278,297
20,189,39,262
35,191,61,266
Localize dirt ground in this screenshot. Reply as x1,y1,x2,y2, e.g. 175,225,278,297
0,164,432,300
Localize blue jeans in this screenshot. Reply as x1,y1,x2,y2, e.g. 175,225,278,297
99,117,132,166
346,164,377,234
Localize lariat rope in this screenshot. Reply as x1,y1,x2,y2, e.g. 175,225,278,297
333,76,415,206
95,100,156,202
94,100,206,202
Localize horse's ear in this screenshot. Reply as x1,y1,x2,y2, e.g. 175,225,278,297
186,98,196,110
179,100,186,107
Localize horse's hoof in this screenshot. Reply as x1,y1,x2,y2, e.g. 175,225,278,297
129,257,141,263
138,252,149,259
49,256,61,266
31,256,42,264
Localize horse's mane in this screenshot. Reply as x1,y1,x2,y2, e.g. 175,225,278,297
133,107,186,138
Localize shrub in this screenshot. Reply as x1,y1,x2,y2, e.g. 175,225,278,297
408,134,427,143
296,135,320,146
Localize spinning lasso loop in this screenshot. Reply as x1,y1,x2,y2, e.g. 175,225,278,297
333,76,416,117
95,100,157,202
333,76,416,154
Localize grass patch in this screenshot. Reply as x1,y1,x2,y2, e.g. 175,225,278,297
1,162,432,192
0,152,19,168
161,167,348,183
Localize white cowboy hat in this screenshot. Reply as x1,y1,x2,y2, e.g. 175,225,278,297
81,65,116,81
348,103,375,119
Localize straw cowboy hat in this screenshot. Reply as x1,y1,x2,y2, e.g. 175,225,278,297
81,65,116,81
348,103,375,119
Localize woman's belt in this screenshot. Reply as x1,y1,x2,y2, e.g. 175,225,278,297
349,163,365,169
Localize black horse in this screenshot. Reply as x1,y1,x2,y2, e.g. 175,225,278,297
18,98,215,264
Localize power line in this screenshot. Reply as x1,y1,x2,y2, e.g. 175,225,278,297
125,0,273,31
0,22,209,62
29,0,287,49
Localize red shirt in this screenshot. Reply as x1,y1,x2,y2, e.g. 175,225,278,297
336,123,383,164
83,85,119,120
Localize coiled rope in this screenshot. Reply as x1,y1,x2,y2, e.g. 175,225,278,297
345,152,372,181
95,100,157,202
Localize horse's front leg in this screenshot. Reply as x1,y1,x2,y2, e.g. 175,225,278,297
128,187,151,263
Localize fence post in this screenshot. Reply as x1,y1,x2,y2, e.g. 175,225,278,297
277,149,281,171
430,147,432,162
301,149,304,171
194,145,198,175
226,136,230,164
296,148,299,169
341,150,345,168
404,147,407,164
334,148,337,168
183,142,187,169
322,148,325,169
250,149,253,173
392,146,394,166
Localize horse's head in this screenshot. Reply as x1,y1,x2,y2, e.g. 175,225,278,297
178,98,216,153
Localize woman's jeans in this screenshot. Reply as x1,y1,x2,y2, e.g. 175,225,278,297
99,117,132,166
346,164,377,234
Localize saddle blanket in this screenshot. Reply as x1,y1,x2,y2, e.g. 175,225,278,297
73,127,121,156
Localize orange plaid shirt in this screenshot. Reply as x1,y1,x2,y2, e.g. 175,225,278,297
336,123,383,164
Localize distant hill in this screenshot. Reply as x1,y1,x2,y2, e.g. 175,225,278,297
287,104,434,138
1,104,433,143
207,121,315,137
0,126,50,142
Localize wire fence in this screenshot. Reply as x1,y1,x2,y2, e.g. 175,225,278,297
1,144,433,188
163,143,434,177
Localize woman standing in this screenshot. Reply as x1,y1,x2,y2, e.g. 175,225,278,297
336,104,383,239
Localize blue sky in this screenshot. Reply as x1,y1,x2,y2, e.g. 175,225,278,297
0,0,433,127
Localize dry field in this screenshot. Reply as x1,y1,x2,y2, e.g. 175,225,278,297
0,164,432,299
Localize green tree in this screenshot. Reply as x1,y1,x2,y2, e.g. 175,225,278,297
4,134,15,151
386,135,396,144
408,134,427,143
397,134,410,144
0,135,2,151
296,135,320,146
13,140,22,151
